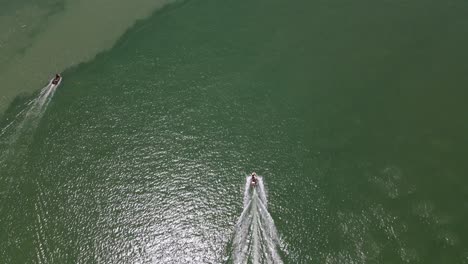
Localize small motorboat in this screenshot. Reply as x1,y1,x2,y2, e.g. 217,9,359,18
251,172,258,187
51,74,62,86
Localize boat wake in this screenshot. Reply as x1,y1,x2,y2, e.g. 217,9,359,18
0,81,58,165
0,81,59,261
1,81,57,134
229,175,283,264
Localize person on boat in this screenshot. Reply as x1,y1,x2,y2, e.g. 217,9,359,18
52,74,61,84
251,172,258,186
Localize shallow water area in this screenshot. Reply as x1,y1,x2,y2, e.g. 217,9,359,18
0,0,174,112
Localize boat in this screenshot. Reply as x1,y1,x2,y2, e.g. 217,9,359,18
251,172,258,187
51,74,62,86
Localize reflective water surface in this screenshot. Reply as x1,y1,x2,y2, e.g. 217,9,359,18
1,0,468,263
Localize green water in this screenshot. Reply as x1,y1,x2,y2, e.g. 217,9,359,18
1,0,468,263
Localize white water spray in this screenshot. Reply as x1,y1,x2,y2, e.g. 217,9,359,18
13,81,57,129
0,81,58,162
31,82,59,115
231,175,283,264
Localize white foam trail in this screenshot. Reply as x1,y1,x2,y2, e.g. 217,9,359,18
243,176,252,208
32,82,58,113
256,176,268,206
0,81,58,216
231,176,283,264
0,82,57,163
11,83,57,133
0,96,38,137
